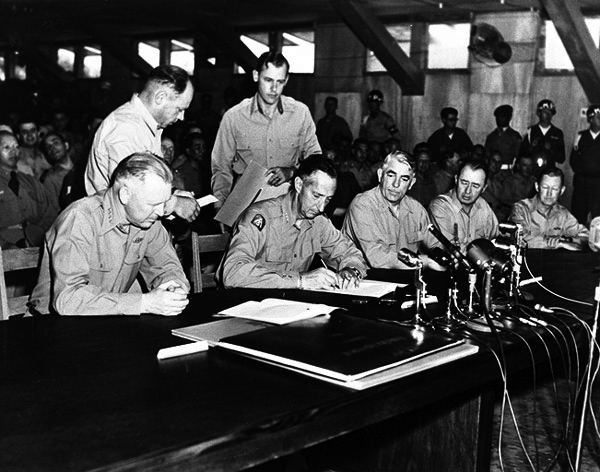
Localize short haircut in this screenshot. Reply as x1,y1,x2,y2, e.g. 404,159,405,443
111,152,173,188
441,107,459,119
382,151,415,173
19,116,38,128
42,132,66,145
412,142,430,156
458,159,488,181
146,65,190,95
295,154,337,184
325,96,338,105
255,51,290,75
538,166,564,186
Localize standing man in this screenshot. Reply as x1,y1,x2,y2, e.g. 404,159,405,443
212,52,321,210
86,65,199,222
220,155,367,289
29,153,190,316
316,96,353,151
519,99,565,167
429,160,498,252
359,90,401,144
342,151,440,269
484,105,522,168
510,167,588,250
0,131,56,248
427,107,473,165
570,104,600,224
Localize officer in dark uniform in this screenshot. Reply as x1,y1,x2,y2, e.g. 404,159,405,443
519,99,565,167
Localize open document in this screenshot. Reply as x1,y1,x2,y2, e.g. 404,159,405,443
216,298,341,325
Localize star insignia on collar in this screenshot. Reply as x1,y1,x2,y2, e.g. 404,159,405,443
251,214,265,231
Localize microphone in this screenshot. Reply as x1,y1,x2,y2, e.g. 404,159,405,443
427,224,472,270
397,248,422,268
534,304,554,314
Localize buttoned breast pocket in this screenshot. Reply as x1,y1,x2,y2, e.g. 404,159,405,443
278,136,301,165
265,244,292,264
89,250,114,278
234,135,265,174
405,230,423,245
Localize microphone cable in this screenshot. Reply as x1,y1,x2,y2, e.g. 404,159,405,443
522,256,593,307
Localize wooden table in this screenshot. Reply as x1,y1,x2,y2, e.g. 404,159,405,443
0,250,596,471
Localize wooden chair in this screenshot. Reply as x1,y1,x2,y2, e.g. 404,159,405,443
190,232,230,293
0,247,42,320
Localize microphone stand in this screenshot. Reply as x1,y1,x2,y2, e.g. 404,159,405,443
574,280,600,471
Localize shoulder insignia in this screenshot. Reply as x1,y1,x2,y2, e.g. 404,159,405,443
251,214,265,231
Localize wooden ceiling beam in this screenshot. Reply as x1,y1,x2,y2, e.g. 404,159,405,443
12,43,75,82
541,0,600,103
195,16,257,73
331,0,424,95
85,25,153,77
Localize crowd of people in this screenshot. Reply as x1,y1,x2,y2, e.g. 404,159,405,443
0,50,595,316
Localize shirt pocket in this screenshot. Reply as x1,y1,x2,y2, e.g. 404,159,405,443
405,229,423,245
233,135,264,174
88,250,114,277
278,136,301,165
264,244,292,264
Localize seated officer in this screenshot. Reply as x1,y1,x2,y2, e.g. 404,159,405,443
429,160,498,252
342,150,440,269
220,154,367,289
28,152,190,316
510,167,588,250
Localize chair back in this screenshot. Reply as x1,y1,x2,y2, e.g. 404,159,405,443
0,247,42,320
191,232,230,292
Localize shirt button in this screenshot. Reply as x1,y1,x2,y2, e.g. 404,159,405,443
294,254,297,258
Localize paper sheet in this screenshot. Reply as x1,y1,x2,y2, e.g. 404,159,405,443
218,298,340,325
309,280,404,298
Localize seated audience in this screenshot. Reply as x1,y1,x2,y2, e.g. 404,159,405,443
171,131,211,198
343,138,377,191
0,131,56,248
40,132,74,211
501,155,536,208
28,152,189,316
510,167,588,250
407,145,437,207
17,117,51,179
429,160,498,252
432,149,461,196
323,147,361,229
220,154,367,289
342,151,440,270
482,150,510,222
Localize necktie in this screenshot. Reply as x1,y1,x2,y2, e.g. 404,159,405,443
8,171,19,197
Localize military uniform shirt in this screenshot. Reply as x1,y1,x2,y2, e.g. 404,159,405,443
220,192,367,289
211,94,321,205
86,94,162,194
29,189,188,316
510,197,588,249
0,169,57,246
429,189,498,252
342,187,435,269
